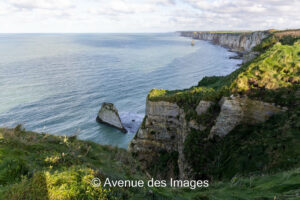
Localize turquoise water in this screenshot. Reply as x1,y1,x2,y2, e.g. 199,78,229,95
0,33,241,148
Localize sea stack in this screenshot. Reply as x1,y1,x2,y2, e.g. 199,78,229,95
96,102,127,133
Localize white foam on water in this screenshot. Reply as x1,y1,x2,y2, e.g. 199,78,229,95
119,112,144,134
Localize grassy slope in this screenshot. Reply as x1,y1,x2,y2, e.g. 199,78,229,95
1,127,300,199
148,40,300,103
0,127,152,200
148,36,300,122
157,168,300,200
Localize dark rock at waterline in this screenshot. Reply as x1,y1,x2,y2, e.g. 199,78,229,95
96,102,127,133
229,55,242,59
229,52,243,60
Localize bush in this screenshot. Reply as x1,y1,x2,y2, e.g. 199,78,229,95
184,106,300,180
0,158,29,185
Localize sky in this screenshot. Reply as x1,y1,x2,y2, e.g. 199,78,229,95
0,0,299,33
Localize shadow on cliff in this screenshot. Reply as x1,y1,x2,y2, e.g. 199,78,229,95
184,85,299,181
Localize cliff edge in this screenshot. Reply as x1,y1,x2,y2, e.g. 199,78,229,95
130,30,300,180
180,31,269,53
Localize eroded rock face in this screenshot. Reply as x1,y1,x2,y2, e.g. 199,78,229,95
129,100,191,179
196,100,213,115
209,96,287,138
181,31,269,53
97,102,127,133
129,98,216,179
129,95,288,179
188,120,206,131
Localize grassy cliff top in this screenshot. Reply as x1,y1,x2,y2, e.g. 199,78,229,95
232,41,300,93
148,34,300,111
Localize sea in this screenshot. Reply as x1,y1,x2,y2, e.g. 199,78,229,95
0,33,241,148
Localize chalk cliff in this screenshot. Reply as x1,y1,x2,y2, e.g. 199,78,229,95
181,31,269,53
129,30,298,179
129,100,191,179
129,96,285,179
209,96,287,138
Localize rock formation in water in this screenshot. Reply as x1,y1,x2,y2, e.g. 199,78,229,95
96,102,127,133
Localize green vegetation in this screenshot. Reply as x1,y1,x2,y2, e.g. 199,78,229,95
1,30,299,199
147,150,179,180
184,105,300,180
148,87,220,121
155,168,300,200
253,29,300,52
0,127,155,200
148,36,300,120
150,30,300,191
1,127,300,199
231,41,300,106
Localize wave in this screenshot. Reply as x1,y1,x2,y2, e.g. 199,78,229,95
119,112,144,134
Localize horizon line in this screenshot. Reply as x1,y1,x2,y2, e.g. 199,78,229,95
0,28,298,34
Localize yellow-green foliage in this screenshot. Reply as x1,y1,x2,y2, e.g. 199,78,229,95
0,127,149,200
147,39,299,123
147,38,300,112
4,168,111,200
1,127,300,199
148,87,218,102
148,87,219,121
148,89,167,99
231,42,300,92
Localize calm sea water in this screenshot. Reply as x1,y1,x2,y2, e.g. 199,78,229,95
0,33,241,148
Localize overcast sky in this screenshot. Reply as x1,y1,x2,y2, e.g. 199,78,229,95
0,0,299,33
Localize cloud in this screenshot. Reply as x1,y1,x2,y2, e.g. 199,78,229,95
154,0,176,6
88,0,176,16
0,2,14,15
0,0,299,32
5,0,74,10
183,0,300,17
90,1,156,16
176,0,300,30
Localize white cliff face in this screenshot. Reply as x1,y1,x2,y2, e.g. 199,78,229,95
196,100,213,115
129,100,191,179
130,96,288,179
129,99,215,179
97,103,127,133
181,31,269,52
209,96,287,138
